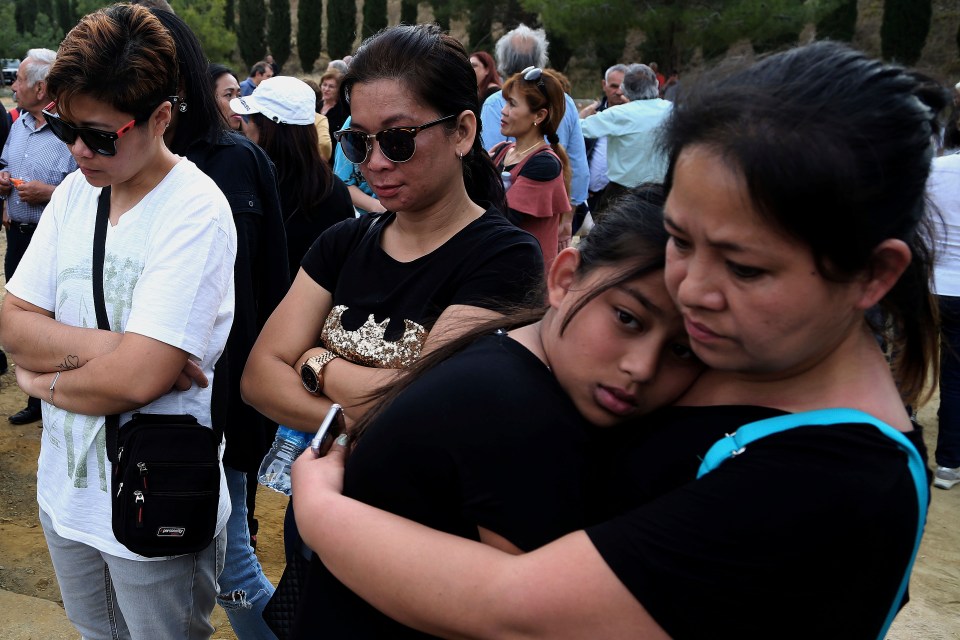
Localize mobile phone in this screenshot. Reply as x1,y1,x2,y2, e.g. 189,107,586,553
311,403,346,456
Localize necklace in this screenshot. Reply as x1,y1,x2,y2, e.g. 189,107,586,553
509,140,543,161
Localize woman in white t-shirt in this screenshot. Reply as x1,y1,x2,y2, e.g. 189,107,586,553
0,5,236,639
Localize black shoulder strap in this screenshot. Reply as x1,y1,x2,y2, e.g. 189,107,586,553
93,187,223,462
93,187,111,332
91,188,122,462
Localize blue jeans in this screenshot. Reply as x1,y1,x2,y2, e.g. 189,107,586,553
217,466,277,639
41,507,225,639
938,296,960,468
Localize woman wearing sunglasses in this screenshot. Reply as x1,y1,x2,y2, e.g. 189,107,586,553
289,42,938,639
0,5,235,637
240,20,542,546
492,66,572,270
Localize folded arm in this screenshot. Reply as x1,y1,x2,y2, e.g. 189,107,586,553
0,293,122,372
243,268,505,426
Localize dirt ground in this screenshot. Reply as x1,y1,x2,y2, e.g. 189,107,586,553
0,235,957,638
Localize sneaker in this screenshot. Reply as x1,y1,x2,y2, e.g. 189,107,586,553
934,466,960,490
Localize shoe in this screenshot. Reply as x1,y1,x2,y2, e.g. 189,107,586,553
934,466,960,490
9,405,42,425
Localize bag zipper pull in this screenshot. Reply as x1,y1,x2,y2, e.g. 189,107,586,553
138,462,148,491
134,490,144,528
116,481,123,498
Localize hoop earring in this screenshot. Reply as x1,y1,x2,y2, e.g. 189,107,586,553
458,151,464,160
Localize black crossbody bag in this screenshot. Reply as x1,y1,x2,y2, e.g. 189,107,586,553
93,186,223,557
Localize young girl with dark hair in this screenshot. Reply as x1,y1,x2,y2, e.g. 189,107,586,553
291,41,942,639
290,185,703,638
492,66,573,269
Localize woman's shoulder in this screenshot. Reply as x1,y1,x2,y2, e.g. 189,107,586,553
454,207,543,255
518,151,562,182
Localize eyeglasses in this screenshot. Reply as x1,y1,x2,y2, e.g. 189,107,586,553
334,114,458,165
41,97,179,157
521,66,548,99
42,102,136,157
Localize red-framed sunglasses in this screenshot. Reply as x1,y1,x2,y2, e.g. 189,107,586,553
42,102,138,157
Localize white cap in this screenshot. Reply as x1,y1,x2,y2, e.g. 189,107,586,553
230,76,316,125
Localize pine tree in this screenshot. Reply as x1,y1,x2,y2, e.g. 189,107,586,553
362,0,387,38
880,0,931,64
297,0,322,72
400,0,417,25
268,0,291,70
224,0,235,31
430,0,450,32
238,0,267,68
816,0,857,42
327,0,355,59
467,2,494,51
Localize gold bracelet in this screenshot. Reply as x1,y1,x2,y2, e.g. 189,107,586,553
48,371,61,406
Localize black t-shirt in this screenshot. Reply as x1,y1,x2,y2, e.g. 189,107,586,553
284,175,354,278
302,208,543,368
586,405,930,640
293,332,596,638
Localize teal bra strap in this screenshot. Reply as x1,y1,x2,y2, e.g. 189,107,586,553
697,408,929,640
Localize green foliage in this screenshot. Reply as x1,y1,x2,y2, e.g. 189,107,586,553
3,0,64,57
467,1,494,51
880,0,932,64
268,0,291,69
297,0,322,73
430,0,451,31
14,0,36,34
327,0,355,59
28,12,64,50
0,2,26,58
238,0,267,67
179,0,237,64
362,0,387,38
523,0,845,78
224,0,235,31
55,0,74,33
815,0,857,42
400,0,418,25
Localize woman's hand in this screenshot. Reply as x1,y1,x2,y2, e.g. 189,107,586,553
171,359,208,392
291,432,350,514
15,366,46,400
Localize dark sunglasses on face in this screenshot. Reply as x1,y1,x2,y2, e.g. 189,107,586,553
42,102,136,157
41,97,179,157
521,66,548,99
334,113,458,165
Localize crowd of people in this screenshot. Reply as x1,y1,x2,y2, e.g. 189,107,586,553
0,3,957,640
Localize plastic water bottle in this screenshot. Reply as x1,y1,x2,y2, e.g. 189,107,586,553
258,426,313,495
501,170,512,191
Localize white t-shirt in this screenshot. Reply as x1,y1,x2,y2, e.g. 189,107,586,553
6,159,237,560
931,153,960,296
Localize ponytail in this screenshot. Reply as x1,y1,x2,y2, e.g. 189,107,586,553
463,132,507,214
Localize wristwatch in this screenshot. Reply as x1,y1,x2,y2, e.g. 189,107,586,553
300,351,340,395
